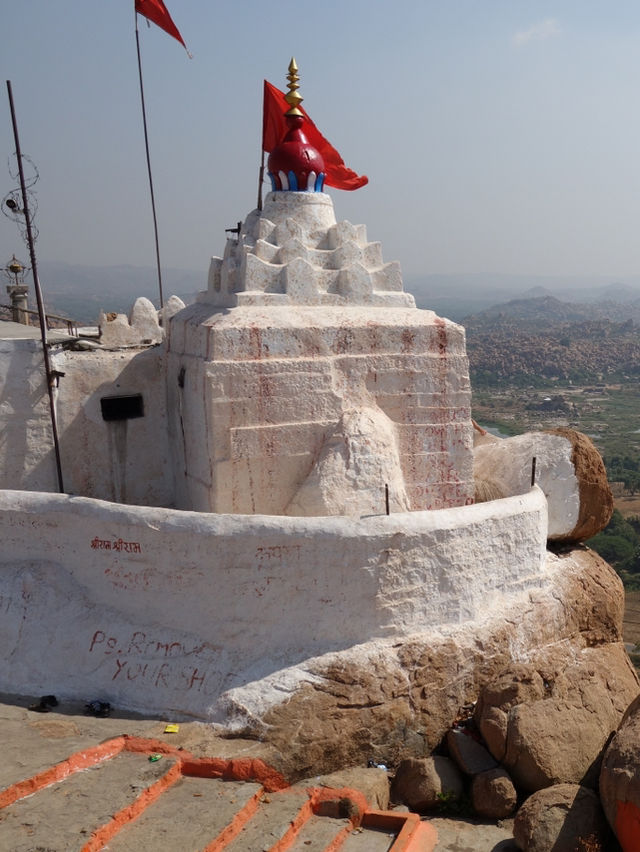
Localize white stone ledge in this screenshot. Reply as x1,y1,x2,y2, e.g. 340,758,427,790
0,487,548,719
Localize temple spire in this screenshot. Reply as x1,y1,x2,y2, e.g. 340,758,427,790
267,58,325,192
284,57,303,116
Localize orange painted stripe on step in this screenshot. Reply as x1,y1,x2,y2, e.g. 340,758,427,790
616,800,640,852
390,815,438,852
182,756,289,792
397,820,438,852
80,759,183,852
267,796,316,851
309,785,369,822
0,735,126,808
121,734,185,758
320,823,354,851
201,787,265,852
120,736,289,792
364,810,438,852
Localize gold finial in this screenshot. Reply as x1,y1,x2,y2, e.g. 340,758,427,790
284,57,303,116
8,255,23,277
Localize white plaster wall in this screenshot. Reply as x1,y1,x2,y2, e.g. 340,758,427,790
0,340,173,506
0,487,548,720
0,339,60,491
55,347,174,506
167,305,474,514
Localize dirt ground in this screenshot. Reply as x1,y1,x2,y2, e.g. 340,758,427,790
624,590,640,647
615,495,640,518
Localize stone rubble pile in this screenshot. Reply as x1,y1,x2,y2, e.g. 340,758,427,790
382,637,640,850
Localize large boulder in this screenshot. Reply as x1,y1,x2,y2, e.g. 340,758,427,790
391,756,463,811
600,693,640,850
216,548,631,780
476,642,639,792
513,784,612,851
471,768,517,819
473,428,612,542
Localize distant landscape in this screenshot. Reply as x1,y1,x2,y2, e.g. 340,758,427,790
458,285,640,595
8,263,640,327
26,262,203,323
408,272,640,323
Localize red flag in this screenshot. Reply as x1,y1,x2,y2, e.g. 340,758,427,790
263,81,368,191
135,0,187,50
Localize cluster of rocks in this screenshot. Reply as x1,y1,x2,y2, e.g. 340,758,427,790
466,314,640,385
385,429,639,850
250,545,638,849
235,425,636,851
387,641,640,851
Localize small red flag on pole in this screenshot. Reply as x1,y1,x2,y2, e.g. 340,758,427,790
262,80,368,191
135,0,190,54
133,0,189,307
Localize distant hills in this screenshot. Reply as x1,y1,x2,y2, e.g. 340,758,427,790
11,263,640,334
464,294,640,387
406,273,640,322
464,295,640,329
33,262,203,323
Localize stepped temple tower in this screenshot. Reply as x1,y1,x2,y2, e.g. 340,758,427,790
166,62,475,516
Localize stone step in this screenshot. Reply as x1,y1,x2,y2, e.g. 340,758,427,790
223,788,310,852
0,750,173,852
340,824,398,851
105,776,262,851
0,734,438,852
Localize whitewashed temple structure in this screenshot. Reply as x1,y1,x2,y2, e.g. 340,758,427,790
0,63,611,747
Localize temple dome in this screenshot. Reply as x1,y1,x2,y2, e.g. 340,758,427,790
267,115,325,192
266,58,326,193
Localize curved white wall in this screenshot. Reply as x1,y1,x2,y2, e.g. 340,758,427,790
0,487,548,719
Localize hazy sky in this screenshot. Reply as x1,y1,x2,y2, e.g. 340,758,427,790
1,1,639,284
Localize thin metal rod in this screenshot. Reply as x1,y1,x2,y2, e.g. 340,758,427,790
257,150,265,211
135,15,164,308
385,483,390,515
531,456,537,488
6,80,64,493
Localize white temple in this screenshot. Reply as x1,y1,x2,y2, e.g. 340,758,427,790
0,63,613,759
166,186,474,516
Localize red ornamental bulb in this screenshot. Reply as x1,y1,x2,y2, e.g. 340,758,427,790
267,115,325,192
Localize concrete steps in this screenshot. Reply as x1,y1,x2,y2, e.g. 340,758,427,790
106,775,263,851
0,735,437,852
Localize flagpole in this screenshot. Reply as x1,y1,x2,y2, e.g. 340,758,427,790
6,80,64,493
135,12,164,309
257,150,265,211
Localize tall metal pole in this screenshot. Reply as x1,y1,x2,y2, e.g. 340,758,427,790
6,80,65,493
257,150,265,211
135,13,164,309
